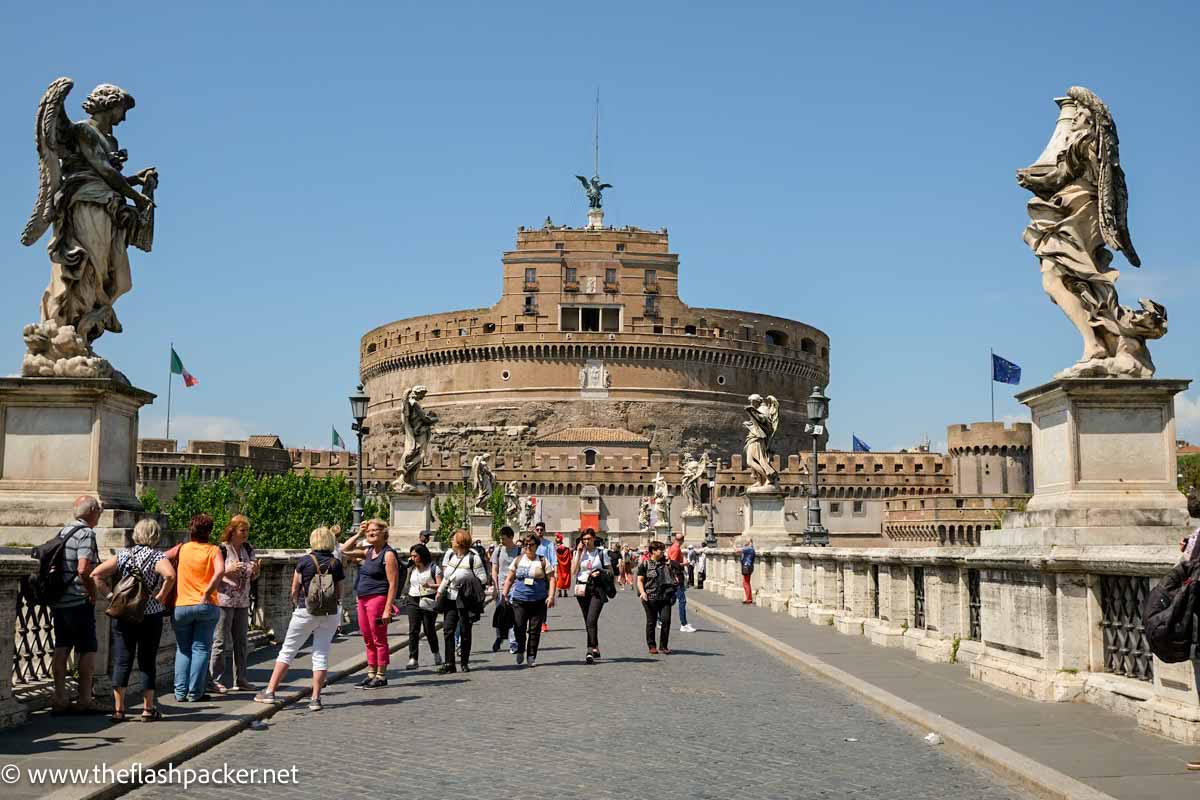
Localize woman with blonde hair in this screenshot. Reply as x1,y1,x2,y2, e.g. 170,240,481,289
435,529,489,673
255,526,345,710
210,514,259,693
91,518,176,721
342,519,402,688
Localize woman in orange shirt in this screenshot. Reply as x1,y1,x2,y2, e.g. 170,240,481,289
172,514,225,702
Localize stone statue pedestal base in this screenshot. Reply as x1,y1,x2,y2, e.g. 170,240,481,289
681,511,706,542
469,511,493,543
742,490,789,547
389,490,432,549
653,522,672,542
0,378,154,541
984,377,1191,548
587,208,604,230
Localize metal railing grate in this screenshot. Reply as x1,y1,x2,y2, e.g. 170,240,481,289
967,569,982,641
1099,575,1154,682
13,586,56,688
870,564,880,619
912,567,926,629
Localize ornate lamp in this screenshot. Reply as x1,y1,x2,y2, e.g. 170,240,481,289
348,384,370,529
802,386,830,547
704,458,718,547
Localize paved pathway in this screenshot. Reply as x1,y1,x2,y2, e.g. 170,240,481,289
122,590,1027,800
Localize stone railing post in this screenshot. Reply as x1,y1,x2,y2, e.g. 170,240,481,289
809,556,837,625
835,557,869,636
252,550,303,641
0,557,36,728
868,561,908,648
912,560,963,663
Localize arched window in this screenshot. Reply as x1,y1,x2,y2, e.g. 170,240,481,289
583,449,597,467
800,337,816,353
765,330,788,347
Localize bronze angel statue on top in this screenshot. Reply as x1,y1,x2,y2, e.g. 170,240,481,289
18,78,158,380
576,174,612,209
1016,86,1165,379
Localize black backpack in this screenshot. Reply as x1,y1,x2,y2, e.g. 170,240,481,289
650,560,677,603
24,524,85,605
457,553,487,619
1143,560,1200,664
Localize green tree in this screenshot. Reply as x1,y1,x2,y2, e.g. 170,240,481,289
432,485,468,546
138,486,161,515
489,484,506,541
1179,454,1200,494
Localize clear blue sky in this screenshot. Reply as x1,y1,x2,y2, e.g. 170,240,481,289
2,1,1197,453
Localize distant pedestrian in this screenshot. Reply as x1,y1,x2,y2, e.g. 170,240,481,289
740,537,756,604
436,530,490,673
346,519,402,688
210,515,259,693
90,517,176,722
571,528,613,663
637,541,677,655
696,544,708,590
555,533,572,598
404,543,442,669
171,514,226,702
531,522,557,631
255,527,344,710
48,496,103,714
686,543,697,587
491,527,521,654
501,533,553,667
668,532,696,633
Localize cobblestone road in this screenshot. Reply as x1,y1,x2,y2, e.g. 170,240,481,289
126,591,1029,800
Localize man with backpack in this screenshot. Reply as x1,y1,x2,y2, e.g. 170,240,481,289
637,540,677,655
739,537,757,604
40,496,104,713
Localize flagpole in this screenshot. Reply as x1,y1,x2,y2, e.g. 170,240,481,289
166,342,174,440
990,348,995,423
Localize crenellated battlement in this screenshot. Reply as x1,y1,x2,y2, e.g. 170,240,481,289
947,421,1032,453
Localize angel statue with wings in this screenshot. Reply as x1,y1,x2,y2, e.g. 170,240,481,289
391,385,438,493
1016,86,1166,379
469,453,496,514
19,78,158,379
575,174,612,209
744,394,780,492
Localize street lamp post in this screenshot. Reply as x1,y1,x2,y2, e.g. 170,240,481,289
704,459,718,547
802,386,830,547
460,460,471,527
348,384,370,532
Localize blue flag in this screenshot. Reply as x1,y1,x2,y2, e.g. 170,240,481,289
852,434,871,453
992,353,1021,385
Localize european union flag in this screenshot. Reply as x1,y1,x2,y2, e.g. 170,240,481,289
992,353,1021,385
852,435,871,453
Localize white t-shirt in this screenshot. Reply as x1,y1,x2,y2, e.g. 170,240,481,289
575,548,608,583
507,554,550,581
408,564,438,597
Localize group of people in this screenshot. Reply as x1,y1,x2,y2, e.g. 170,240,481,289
41,496,705,719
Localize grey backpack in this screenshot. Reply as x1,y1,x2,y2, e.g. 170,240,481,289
305,554,339,616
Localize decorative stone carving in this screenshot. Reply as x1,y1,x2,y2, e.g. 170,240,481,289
652,471,671,524
638,497,651,532
579,359,610,398
391,385,437,493
743,394,780,492
503,481,521,526
469,452,495,513
680,451,711,515
1016,86,1166,379
521,496,536,532
18,78,158,379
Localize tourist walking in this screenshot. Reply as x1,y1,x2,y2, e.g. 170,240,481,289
686,543,697,587
404,543,442,669
47,496,103,714
436,530,490,673
501,533,553,667
531,522,557,631
255,527,344,710
696,543,708,590
210,515,259,693
740,537,756,604
637,541,677,655
571,528,612,663
347,519,401,688
491,527,521,653
171,514,225,702
668,532,696,633
90,517,176,721
555,533,572,598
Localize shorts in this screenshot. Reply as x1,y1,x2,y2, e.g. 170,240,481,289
52,603,99,654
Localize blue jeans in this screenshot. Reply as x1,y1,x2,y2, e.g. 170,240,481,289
173,604,219,699
676,583,688,626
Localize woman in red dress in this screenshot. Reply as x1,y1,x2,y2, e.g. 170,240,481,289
554,533,573,598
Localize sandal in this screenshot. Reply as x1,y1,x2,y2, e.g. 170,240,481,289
109,710,126,723
140,708,162,722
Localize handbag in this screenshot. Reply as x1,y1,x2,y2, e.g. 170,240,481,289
106,550,149,623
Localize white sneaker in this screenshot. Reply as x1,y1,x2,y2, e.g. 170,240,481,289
681,624,697,633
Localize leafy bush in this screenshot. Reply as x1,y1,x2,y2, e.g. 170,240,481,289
139,486,161,515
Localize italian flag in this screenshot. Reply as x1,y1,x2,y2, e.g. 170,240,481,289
170,347,198,387
332,427,346,449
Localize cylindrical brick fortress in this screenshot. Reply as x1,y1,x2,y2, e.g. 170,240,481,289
359,224,829,463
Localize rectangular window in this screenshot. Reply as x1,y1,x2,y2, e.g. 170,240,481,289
524,268,537,283
581,307,601,332
523,295,536,315
829,502,841,514
560,307,580,331
853,500,864,514
874,463,884,473
855,463,864,472
836,463,845,473
644,296,658,315
616,243,625,252
894,464,904,473
741,325,754,340
915,463,924,473
555,242,564,250
565,267,577,283
644,269,656,286
605,268,617,283
601,308,620,332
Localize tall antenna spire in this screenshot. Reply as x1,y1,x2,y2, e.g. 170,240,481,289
593,87,600,177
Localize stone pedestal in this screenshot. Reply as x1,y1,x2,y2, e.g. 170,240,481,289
742,490,788,547
469,511,493,543
681,511,706,542
389,490,432,549
0,378,154,539
587,208,604,230
653,522,671,543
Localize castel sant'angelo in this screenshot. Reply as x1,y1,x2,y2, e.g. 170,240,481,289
359,197,830,463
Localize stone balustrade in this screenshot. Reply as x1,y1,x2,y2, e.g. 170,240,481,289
3,546,361,731
700,544,1200,744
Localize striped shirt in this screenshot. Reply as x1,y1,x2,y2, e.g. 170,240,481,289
52,521,97,609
